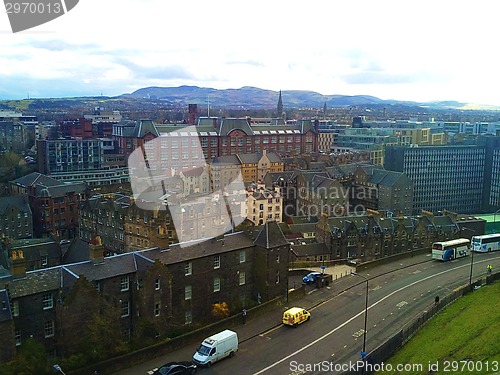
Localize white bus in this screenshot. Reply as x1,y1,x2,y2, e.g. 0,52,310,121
432,238,470,261
471,233,500,252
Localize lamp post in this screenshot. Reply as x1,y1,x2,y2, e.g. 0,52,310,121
351,272,369,356
52,364,66,375
460,227,476,288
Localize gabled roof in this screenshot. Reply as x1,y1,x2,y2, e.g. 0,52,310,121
254,221,289,249
218,118,253,136
133,119,159,138
10,172,60,188
0,195,30,215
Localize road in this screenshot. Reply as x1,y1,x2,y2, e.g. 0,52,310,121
115,252,500,375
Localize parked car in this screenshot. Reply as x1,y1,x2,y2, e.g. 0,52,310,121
149,361,197,375
302,272,322,284
282,307,311,327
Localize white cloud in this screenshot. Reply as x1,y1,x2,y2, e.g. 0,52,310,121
1,0,500,104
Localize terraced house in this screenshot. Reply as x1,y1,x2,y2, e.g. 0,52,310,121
0,222,290,363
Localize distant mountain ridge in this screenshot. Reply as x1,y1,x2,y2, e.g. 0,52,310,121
123,85,471,109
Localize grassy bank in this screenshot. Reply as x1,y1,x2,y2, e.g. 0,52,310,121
380,282,500,374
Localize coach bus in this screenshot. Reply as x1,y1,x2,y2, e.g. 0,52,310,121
471,233,500,253
432,238,470,261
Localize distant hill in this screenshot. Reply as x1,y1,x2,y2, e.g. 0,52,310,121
123,85,423,109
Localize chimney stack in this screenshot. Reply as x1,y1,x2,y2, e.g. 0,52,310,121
89,236,105,264
11,249,26,278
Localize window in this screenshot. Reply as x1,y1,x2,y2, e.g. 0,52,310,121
185,285,192,300
15,329,21,346
185,262,192,276
239,250,246,263
185,310,192,325
239,271,246,286
276,254,280,263
213,277,221,292
213,255,220,269
120,276,130,291
154,303,160,317
12,300,19,317
42,293,53,310
121,300,130,317
44,321,55,338
41,255,48,267
276,270,280,284
155,278,160,290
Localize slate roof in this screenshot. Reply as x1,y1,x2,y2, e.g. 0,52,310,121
8,238,61,265
64,252,153,281
254,221,289,249
292,242,329,257
211,155,241,165
33,182,87,198
218,118,253,136
6,267,63,298
0,195,30,215
133,120,160,138
62,238,90,264
288,223,317,234
0,289,12,322
10,172,60,188
142,232,255,264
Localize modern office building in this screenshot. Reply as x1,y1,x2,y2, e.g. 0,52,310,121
36,138,129,186
384,144,487,214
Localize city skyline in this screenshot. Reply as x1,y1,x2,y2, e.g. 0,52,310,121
1,0,499,106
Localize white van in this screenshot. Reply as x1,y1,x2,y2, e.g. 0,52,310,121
192,329,238,367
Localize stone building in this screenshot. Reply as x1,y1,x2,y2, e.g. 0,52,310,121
0,222,290,362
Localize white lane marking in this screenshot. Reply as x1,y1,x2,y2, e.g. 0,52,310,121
252,261,473,375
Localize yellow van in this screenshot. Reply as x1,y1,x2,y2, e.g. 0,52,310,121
282,307,311,327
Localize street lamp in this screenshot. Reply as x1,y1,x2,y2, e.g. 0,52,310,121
460,227,476,288
351,272,369,356
52,364,66,375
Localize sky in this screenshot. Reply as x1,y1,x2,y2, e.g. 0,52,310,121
1,0,499,105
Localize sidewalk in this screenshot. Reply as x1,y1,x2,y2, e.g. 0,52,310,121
109,253,431,374
234,253,431,343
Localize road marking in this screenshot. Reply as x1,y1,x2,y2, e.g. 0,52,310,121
412,270,421,274
252,261,477,375
371,285,382,291
396,301,408,308
352,329,365,338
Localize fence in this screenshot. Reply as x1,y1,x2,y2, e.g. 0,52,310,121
341,272,499,375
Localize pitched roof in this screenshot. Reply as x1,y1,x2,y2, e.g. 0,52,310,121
10,172,60,188
142,232,255,264
254,221,289,249
0,195,30,215
33,182,87,198
7,267,63,298
133,119,160,138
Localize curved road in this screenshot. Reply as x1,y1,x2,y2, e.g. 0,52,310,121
116,252,500,375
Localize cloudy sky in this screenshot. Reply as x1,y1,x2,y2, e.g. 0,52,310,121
1,0,499,105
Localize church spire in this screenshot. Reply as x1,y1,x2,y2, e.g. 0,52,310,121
277,90,283,119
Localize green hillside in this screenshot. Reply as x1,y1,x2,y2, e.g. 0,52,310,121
380,282,500,374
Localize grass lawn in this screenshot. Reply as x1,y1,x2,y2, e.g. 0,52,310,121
379,282,500,374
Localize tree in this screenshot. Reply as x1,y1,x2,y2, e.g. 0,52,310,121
212,302,229,320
